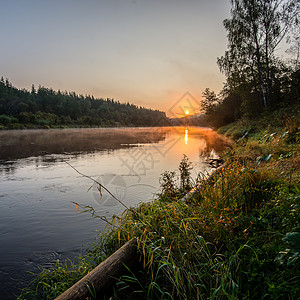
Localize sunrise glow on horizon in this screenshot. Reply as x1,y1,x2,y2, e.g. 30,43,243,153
1,0,231,114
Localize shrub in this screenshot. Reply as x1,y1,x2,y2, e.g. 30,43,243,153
0,114,12,125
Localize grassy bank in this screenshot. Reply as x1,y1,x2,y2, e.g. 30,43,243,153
19,107,299,299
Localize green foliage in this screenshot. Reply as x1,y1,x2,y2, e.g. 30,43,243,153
0,114,13,125
159,155,195,200
19,132,300,299
17,100,300,299
178,154,193,192
276,231,300,267
218,103,300,143
0,78,169,129
204,0,300,129
19,258,97,299
200,88,220,113
108,161,299,299
159,171,177,199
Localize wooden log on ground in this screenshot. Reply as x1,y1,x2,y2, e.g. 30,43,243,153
55,238,138,300
181,163,227,203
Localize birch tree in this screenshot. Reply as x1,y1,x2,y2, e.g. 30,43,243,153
218,0,299,109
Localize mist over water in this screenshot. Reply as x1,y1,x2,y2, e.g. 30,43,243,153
0,127,231,299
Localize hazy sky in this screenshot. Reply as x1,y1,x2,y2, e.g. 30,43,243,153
1,0,231,116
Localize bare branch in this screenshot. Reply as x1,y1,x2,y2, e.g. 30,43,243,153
65,161,131,211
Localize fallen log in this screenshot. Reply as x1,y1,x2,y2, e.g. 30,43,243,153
181,163,227,203
55,238,138,300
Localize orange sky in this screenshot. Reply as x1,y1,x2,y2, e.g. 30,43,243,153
0,0,231,117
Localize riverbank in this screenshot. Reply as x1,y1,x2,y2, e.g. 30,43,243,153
19,107,299,299
0,123,168,130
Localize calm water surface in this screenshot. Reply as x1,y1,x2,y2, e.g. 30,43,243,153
0,127,230,298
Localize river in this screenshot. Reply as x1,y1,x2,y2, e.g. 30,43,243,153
0,126,230,299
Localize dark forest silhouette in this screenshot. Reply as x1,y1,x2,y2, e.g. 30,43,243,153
0,78,169,128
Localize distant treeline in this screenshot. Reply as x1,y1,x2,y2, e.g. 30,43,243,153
0,77,169,129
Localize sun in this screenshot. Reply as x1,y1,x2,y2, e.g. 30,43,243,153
185,110,189,115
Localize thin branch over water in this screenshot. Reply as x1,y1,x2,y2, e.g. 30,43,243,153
65,161,131,211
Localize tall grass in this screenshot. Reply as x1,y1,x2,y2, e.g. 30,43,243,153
19,123,300,299
106,161,299,299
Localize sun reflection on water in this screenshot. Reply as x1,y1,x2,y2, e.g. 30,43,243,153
185,128,189,144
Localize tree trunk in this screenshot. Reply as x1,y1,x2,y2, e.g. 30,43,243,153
55,238,138,300
248,1,268,108
257,55,267,108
